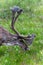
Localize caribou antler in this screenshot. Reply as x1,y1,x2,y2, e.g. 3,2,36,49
11,6,23,36
11,6,36,38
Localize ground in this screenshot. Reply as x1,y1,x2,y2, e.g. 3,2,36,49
0,0,43,65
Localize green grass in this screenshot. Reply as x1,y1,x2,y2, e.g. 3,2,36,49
0,0,43,65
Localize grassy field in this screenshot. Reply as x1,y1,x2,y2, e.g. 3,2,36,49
0,0,43,65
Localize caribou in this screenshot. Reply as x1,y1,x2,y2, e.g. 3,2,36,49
0,6,36,50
